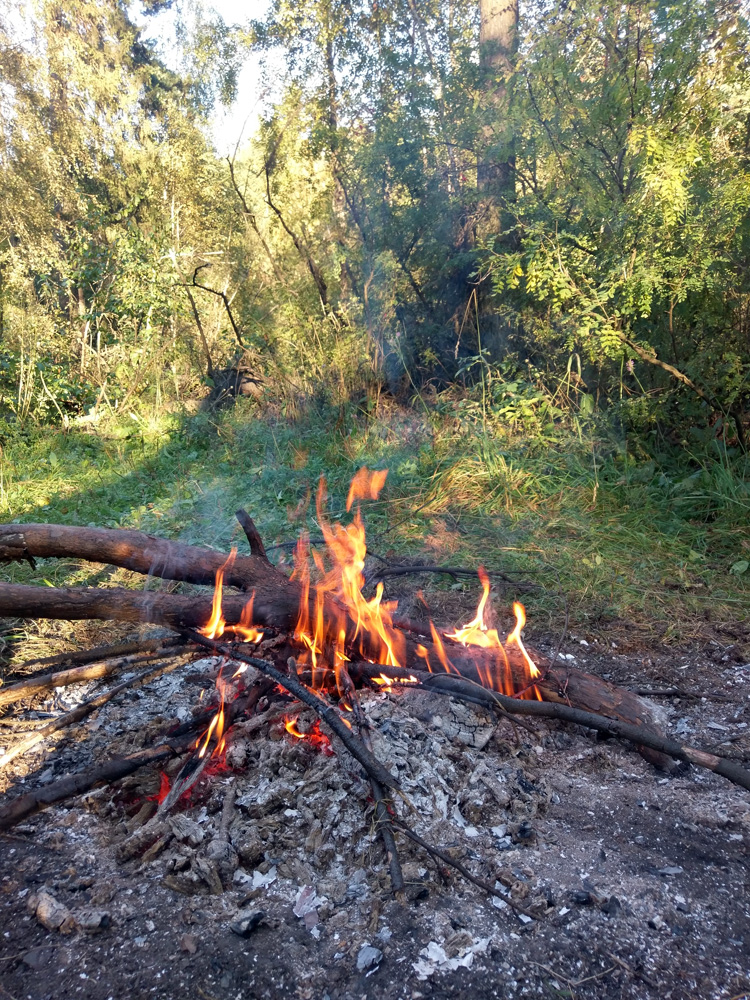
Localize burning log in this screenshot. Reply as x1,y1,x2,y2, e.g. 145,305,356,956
0,578,667,752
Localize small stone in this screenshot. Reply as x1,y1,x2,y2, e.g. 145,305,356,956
22,946,54,970
229,909,266,937
357,945,383,972
648,915,666,930
601,896,621,917
74,908,110,933
180,933,198,954
34,891,75,933
236,830,265,868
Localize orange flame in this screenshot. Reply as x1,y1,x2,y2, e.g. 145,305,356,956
196,679,227,759
314,474,405,670
429,620,456,674
233,593,263,643
199,548,237,639
439,572,540,698
346,466,388,512
283,717,334,754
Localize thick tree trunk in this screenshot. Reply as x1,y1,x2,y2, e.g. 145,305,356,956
477,0,518,223
476,0,519,357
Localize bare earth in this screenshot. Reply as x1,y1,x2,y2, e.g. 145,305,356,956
0,634,748,1000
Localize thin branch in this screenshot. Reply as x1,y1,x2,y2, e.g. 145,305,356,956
226,157,285,283
190,264,244,347
392,818,535,917
0,645,189,710
235,508,270,563
184,286,214,377
355,662,750,794
1,636,186,682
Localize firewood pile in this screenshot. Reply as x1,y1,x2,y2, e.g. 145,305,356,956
0,470,748,999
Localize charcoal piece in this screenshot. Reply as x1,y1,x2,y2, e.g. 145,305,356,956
229,909,266,937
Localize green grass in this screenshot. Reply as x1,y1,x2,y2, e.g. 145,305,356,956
1,394,749,661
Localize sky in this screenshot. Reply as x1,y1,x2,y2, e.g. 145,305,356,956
132,0,277,154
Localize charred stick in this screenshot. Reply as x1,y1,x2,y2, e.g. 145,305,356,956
0,732,199,830
355,663,750,794
342,666,405,897
2,636,186,682
235,508,270,563
181,629,399,791
391,818,535,918
0,656,190,770
0,648,185,710
369,778,405,898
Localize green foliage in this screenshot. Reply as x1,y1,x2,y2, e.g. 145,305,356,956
479,0,750,436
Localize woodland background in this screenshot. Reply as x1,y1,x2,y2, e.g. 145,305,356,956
1,0,749,650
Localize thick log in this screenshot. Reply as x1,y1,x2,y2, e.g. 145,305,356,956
0,522,282,592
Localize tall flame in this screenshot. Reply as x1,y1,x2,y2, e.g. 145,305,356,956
196,469,543,739
200,548,237,639
442,570,540,698
346,466,388,512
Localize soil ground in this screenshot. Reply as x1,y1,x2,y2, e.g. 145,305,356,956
0,629,749,1000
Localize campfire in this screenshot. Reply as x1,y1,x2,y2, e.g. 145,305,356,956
0,468,748,943
183,468,545,782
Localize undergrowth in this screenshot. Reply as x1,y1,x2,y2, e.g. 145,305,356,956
1,390,749,664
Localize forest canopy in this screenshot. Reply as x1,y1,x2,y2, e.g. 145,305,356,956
1,0,749,451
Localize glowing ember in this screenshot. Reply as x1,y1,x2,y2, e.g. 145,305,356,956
147,771,171,805
283,717,334,754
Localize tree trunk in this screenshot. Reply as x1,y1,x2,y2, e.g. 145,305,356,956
475,0,519,359
477,0,518,217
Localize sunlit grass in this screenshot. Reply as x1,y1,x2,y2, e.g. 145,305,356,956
1,395,748,661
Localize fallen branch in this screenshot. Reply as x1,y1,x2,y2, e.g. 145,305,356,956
235,508,270,563
0,654,192,769
340,663,405,897
354,663,750,794
0,521,671,760
0,645,190,710
1,635,184,681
